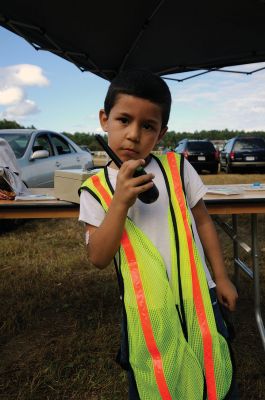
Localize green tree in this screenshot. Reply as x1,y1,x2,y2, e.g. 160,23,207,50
2,119,265,147
0,119,24,129
63,132,108,151
0,119,36,129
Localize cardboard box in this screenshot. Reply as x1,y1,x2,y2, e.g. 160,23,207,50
54,169,99,203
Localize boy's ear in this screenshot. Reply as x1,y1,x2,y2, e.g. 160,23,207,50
99,109,108,132
157,126,168,142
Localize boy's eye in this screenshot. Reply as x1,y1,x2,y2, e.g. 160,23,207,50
143,123,154,130
119,117,129,124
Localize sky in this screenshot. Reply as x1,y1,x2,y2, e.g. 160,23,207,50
1,27,265,134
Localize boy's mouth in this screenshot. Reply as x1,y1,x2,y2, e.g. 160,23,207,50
123,148,138,155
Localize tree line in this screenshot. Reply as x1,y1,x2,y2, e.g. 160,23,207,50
1,119,265,151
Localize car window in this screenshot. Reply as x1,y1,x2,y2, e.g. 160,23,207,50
50,134,74,155
0,133,30,158
33,134,53,156
175,144,181,151
224,141,233,152
233,138,265,151
187,142,214,151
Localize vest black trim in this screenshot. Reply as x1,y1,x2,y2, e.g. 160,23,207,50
104,165,115,195
78,186,102,205
179,154,197,242
114,251,131,372
223,341,237,400
179,154,186,198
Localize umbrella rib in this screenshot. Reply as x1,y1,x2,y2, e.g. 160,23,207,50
216,66,265,75
0,17,44,54
0,15,109,80
158,51,265,77
163,65,265,82
163,70,216,82
40,32,109,80
119,0,166,73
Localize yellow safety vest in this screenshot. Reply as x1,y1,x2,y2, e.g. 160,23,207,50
80,153,233,400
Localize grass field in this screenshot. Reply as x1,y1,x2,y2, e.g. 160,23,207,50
0,170,264,399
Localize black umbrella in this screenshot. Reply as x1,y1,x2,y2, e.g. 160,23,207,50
1,0,265,81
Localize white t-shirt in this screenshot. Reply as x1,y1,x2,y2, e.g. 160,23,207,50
79,157,215,289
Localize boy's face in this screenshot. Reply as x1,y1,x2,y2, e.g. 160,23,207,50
99,94,167,165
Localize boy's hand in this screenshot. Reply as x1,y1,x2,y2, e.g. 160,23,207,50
114,159,155,208
215,277,238,311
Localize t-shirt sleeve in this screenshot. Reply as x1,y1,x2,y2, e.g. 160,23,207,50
78,190,105,227
183,159,207,209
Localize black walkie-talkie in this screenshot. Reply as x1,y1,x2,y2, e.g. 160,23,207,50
95,134,159,204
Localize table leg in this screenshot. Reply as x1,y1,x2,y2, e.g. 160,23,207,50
251,214,265,351
232,215,239,287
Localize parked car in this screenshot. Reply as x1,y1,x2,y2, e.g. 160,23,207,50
80,145,94,155
220,136,265,173
0,129,94,187
174,139,219,174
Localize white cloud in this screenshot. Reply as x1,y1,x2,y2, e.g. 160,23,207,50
0,64,49,120
0,86,24,105
0,64,49,87
170,65,265,131
3,100,39,119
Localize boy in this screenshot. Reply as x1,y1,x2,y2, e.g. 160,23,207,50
79,70,238,399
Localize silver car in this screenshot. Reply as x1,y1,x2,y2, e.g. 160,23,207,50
0,129,94,187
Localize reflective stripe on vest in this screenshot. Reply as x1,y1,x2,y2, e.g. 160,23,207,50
80,156,233,400
166,152,217,400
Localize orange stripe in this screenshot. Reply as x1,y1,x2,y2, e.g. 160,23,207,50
91,175,111,204
167,152,218,400
91,175,172,399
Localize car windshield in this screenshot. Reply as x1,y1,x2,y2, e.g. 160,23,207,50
0,133,30,158
187,142,214,151
234,138,265,151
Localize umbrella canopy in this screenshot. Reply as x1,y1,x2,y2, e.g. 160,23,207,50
1,0,265,81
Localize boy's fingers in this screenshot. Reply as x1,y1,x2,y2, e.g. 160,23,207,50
121,159,145,177
120,159,155,186
230,291,238,311
132,173,155,186
135,180,154,194
221,295,237,312
230,296,238,311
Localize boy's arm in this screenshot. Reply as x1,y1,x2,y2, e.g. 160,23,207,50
191,199,238,311
86,159,155,269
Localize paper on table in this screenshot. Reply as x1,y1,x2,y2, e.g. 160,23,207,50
15,194,57,201
206,187,244,195
243,184,265,191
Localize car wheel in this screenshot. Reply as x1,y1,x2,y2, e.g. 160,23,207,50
210,166,218,174
220,160,226,171
225,162,233,173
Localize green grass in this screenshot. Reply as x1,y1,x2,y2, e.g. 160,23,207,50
0,172,264,399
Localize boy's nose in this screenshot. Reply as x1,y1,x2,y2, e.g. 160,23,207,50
127,123,140,142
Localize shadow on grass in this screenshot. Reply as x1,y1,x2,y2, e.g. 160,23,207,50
0,219,28,235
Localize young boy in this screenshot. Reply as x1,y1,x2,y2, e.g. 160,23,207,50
79,70,238,400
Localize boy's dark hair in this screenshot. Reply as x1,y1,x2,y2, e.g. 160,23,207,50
104,70,172,128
